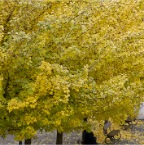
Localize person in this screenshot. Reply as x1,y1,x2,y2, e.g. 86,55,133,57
82,130,98,144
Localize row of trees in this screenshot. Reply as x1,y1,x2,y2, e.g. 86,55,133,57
0,0,144,144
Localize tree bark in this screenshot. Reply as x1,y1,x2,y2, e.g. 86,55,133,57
19,141,22,145
82,118,98,144
56,130,63,144
24,139,31,145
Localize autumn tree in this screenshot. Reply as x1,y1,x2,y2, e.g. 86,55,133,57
0,0,144,144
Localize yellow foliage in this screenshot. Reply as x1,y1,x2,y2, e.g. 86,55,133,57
0,0,144,141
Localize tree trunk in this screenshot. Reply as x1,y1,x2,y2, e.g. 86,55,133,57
82,118,98,144
19,141,22,145
24,139,31,145
56,130,63,144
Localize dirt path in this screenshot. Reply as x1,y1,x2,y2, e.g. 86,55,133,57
0,131,82,145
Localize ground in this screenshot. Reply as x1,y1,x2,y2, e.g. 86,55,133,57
0,120,144,144
0,130,82,145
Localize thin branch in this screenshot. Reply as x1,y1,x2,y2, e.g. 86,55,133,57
1,5,16,45
3,73,10,98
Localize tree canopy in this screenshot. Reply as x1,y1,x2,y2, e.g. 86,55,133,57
0,0,144,141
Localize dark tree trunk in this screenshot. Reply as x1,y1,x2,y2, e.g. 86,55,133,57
82,118,98,144
24,139,31,145
19,141,22,145
56,130,63,144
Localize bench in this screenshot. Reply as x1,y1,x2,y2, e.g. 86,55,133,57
121,116,137,130
103,120,121,144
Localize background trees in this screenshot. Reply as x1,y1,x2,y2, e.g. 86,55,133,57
0,0,144,144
